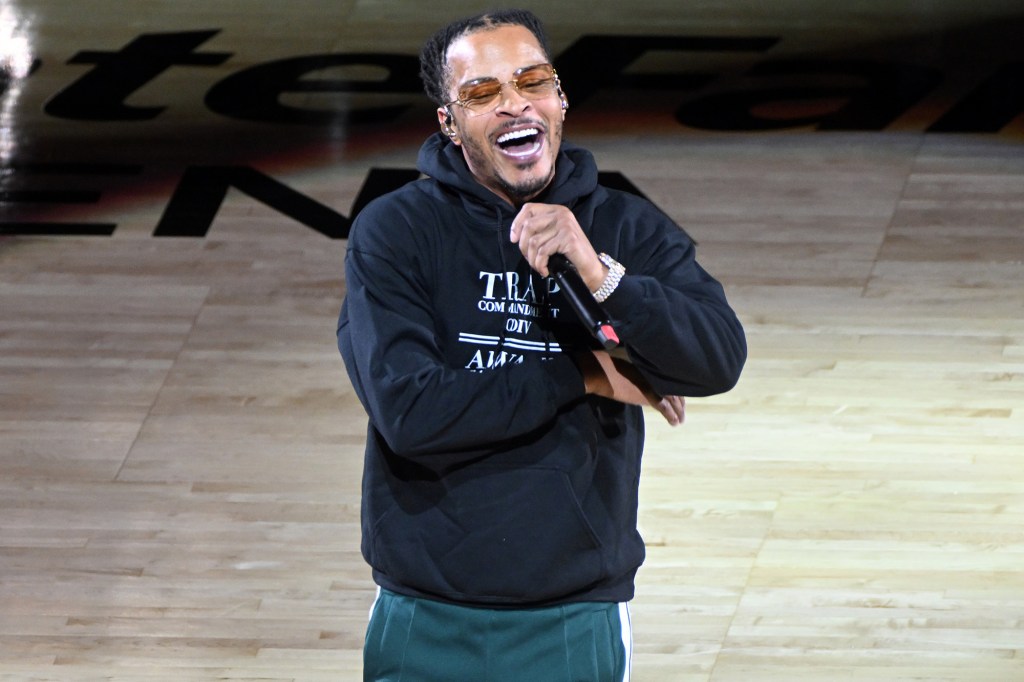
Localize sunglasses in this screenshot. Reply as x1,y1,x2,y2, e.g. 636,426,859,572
445,63,560,116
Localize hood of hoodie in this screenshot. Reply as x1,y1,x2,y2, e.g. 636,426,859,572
415,131,603,224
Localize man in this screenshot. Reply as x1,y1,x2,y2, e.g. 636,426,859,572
337,8,746,681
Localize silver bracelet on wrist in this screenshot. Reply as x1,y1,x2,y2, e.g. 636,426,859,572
592,253,625,303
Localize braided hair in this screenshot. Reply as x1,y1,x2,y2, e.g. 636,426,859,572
419,8,551,107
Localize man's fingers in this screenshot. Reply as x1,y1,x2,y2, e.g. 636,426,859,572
669,395,686,424
654,395,686,426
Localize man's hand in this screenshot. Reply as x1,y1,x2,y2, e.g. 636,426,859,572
577,350,686,426
509,203,606,290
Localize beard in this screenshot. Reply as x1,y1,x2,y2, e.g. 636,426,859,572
495,164,552,204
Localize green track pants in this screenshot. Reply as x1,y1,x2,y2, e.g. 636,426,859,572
364,588,632,682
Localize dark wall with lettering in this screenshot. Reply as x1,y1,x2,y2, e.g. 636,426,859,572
2,7,1022,238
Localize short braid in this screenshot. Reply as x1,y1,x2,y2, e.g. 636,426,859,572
419,9,551,107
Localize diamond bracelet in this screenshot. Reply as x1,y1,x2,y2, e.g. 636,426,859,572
592,253,625,303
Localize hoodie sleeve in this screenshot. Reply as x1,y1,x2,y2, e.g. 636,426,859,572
337,196,586,463
597,195,747,398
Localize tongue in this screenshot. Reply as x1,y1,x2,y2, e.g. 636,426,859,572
504,139,536,154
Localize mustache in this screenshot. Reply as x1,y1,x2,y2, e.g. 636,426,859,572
495,118,547,134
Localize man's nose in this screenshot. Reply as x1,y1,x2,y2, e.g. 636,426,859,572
495,82,531,114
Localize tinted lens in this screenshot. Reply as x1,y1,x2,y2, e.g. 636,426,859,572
458,81,503,108
514,66,555,95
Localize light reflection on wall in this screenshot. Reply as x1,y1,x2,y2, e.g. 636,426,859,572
1,2,35,163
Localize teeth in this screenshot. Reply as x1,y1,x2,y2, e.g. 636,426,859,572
497,128,539,144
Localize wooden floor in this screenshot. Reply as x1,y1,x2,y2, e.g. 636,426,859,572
2,1,1023,680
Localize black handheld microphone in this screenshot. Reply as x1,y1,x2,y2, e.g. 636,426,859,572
548,254,620,350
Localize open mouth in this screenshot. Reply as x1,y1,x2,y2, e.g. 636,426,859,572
496,127,543,157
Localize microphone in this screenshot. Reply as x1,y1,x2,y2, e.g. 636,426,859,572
548,254,620,350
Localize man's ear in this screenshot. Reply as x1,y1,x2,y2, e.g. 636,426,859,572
438,106,459,143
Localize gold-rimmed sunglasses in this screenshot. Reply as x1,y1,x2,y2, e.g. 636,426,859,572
444,63,561,116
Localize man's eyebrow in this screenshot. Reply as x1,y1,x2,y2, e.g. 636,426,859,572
459,75,500,86
458,64,549,88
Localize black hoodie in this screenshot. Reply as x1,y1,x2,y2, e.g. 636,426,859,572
337,132,746,607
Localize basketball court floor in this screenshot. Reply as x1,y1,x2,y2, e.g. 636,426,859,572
2,1,1023,679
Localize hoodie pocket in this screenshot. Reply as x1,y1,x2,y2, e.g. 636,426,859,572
372,465,606,603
